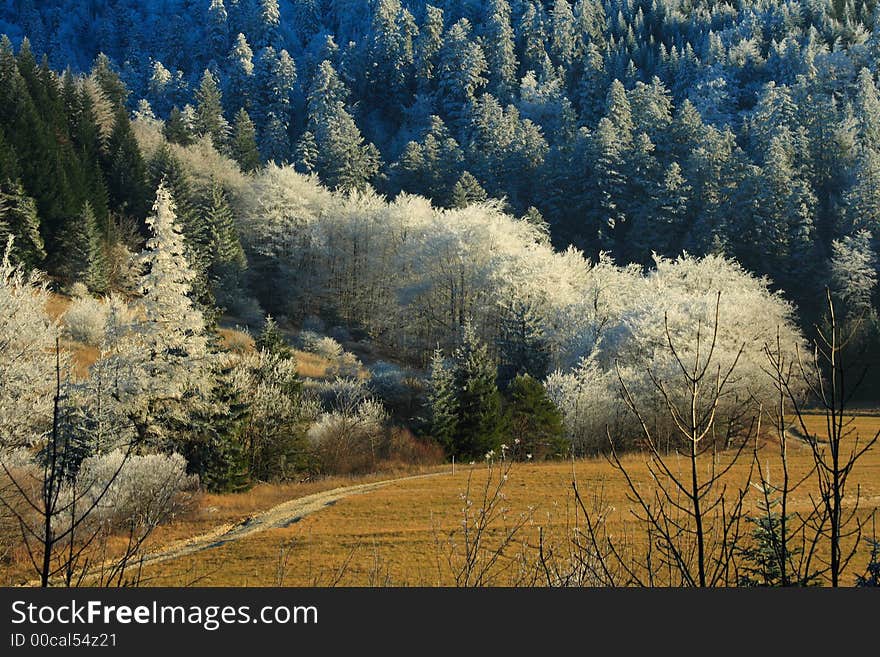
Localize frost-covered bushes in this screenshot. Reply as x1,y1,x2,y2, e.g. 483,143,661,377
62,295,108,345
307,397,388,474
78,451,197,529
312,336,344,361
545,254,807,451
309,376,371,413
368,361,414,405
544,358,635,454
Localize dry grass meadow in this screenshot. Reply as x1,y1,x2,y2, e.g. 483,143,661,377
128,413,880,587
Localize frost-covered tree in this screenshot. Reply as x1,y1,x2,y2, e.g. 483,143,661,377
97,183,211,446
830,230,877,320
306,61,380,191
0,181,44,269
0,241,58,449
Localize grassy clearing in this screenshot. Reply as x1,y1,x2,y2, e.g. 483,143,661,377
137,414,880,587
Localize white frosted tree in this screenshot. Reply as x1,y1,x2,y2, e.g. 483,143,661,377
0,238,60,449
95,184,212,445
830,230,877,320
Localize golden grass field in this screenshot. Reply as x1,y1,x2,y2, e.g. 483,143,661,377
132,413,880,587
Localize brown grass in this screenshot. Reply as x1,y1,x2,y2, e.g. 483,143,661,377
134,415,880,587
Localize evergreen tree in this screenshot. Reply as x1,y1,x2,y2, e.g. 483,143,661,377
437,19,488,133
306,61,381,191
255,313,292,359
505,373,565,459
450,322,505,458
231,108,261,172
451,171,488,208
226,33,255,113
208,0,231,62
414,4,444,91
57,201,108,293
164,106,195,146
0,181,45,269
483,0,518,103
294,130,319,174
194,69,230,152
201,179,246,275
428,347,459,453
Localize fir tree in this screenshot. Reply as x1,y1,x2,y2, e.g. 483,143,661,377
231,108,261,172
451,171,487,208
450,322,505,458
194,69,230,152
56,201,108,293
255,314,292,359
164,106,195,146
0,181,45,269
505,374,565,459
428,347,459,453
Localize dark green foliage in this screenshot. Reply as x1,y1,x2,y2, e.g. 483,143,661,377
171,367,252,493
450,171,487,208
164,106,194,146
55,201,108,293
231,108,261,172
504,374,565,460
428,347,459,451
429,323,506,459
0,180,45,268
194,69,229,151
736,491,819,587
255,314,292,359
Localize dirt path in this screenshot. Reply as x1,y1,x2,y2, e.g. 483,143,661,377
137,471,444,569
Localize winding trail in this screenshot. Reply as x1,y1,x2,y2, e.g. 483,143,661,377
138,471,445,569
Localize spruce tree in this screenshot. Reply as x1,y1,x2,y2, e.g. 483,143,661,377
194,69,230,152
451,171,487,208
506,374,565,459
450,323,505,458
231,108,261,172
0,181,45,269
255,314,292,359
164,106,195,146
56,201,108,293
428,347,459,453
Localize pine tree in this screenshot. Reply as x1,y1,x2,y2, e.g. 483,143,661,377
208,0,231,62
450,322,505,458
194,69,230,152
226,33,255,113
294,130,319,174
108,183,211,445
483,0,518,103
428,347,459,453
103,106,150,221
306,61,381,191
451,171,488,208
201,179,246,274
437,19,488,133
231,108,261,172
256,0,282,49
0,181,45,269
506,374,565,459
255,314,292,359
164,106,195,146
414,4,444,92
56,201,108,293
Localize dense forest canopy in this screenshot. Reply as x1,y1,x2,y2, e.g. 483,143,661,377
1,0,879,325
